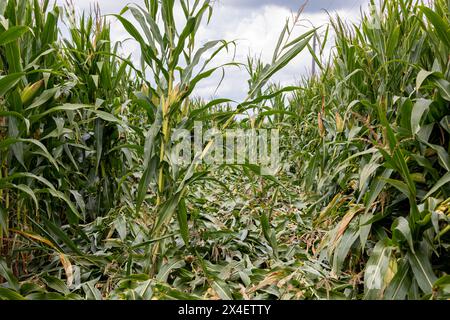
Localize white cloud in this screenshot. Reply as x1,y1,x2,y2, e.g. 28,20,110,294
55,0,367,101
193,3,366,100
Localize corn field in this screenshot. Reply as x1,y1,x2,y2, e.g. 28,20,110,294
0,0,449,300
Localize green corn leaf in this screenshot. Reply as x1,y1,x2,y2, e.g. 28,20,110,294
407,248,437,294
135,280,153,300
82,279,102,300
384,259,411,300
364,240,392,299
42,275,70,295
381,178,409,198
424,171,450,199
7,172,56,191
177,197,189,245
0,287,26,300
136,107,162,214
25,292,65,300
441,116,450,134
12,184,39,212
0,258,20,291
392,217,415,253
360,169,393,250
260,211,278,259
182,40,222,84
0,26,31,45
419,140,450,171
0,111,30,134
434,78,450,101
0,205,7,234
416,69,435,92
24,87,58,111
156,259,185,282
332,227,359,274
0,73,24,96
153,193,182,236
420,6,450,48
0,138,59,171
170,16,196,68
94,118,103,176
30,103,92,122
40,216,83,255
411,99,432,135
46,188,82,222
248,30,314,98
126,6,158,52
211,280,233,300
92,109,124,125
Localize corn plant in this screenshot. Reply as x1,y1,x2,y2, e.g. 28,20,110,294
277,0,450,299
0,0,138,291
114,0,314,275
62,3,139,218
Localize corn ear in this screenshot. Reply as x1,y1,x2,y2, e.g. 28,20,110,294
318,112,325,137
20,79,44,105
335,112,344,133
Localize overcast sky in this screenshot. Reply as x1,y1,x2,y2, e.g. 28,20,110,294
56,0,368,101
